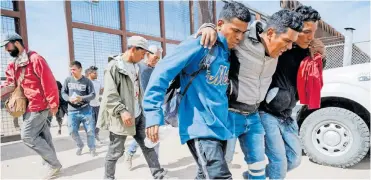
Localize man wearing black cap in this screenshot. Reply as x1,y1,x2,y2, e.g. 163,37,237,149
98,36,167,179
0,33,62,179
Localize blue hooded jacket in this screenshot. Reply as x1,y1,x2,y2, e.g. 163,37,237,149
143,33,233,144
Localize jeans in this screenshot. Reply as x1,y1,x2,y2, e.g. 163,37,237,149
67,106,95,150
21,109,62,168
91,106,100,137
187,138,232,179
229,111,266,179
259,111,302,179
225,137,237,164
127,140,160,157
104,113,166,179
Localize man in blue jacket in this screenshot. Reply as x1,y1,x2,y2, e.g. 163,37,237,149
143,1,250,179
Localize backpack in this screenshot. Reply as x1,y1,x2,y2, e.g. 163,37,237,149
163,44,219,127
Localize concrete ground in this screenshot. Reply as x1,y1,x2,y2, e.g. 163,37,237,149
1,126,370,179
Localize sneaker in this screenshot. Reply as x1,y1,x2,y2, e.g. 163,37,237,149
44,166,62,179
125,154,133,170
90,149,97,157
76,148,83,156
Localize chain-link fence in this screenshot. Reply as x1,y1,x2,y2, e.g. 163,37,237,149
1,3,23,138
322,37,370,69
352,41,370,65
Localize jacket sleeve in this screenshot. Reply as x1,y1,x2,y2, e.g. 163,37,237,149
0,63,15,100
31,54,59,109
81,78,96,102
103,65,127,116
143,37,206,128
198,23,217,32
62,78,70,102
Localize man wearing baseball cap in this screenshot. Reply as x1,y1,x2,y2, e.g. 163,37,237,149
98,36,167,179
124,45,163,169
1,33,62,179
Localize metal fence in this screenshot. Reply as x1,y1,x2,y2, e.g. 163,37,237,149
1,15,22,137
322,37,370,69
1,1,28,140
66,1,217,82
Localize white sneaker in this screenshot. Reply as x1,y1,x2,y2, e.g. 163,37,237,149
44,166,62,179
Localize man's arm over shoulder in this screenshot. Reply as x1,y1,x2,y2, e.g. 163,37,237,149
143,37,205,128
31,53,59,109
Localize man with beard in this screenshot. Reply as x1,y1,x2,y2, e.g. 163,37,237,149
0,33,62,179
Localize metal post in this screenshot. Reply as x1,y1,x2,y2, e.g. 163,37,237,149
343,27,355,66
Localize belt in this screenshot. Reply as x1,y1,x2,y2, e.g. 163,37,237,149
228,107,257,116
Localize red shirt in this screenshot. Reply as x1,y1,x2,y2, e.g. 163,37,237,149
1,50,59,112
297,53,323,109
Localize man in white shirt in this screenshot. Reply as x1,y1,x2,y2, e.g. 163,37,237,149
86,66,104,142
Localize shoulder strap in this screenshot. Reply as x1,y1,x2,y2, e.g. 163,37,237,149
181,43,219,96
17,67,26,86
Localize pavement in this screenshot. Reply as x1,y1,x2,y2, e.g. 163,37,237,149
1,126,370,179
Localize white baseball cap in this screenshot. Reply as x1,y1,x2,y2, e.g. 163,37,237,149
127,36,153,54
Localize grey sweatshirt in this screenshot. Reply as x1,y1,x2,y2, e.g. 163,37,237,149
62,75,96,111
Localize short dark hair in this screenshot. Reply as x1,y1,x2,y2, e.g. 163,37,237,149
85,66,98,75
70,61,82,69
219,1,251,23
295,6,321,22
265,9,304,34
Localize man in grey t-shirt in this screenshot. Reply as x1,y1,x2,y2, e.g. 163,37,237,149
62,61,96,156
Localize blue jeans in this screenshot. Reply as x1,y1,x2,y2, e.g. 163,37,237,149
187,138,232,179
68,106,95,150
225,137,237,163
127,140,160,157
229,111,266,179
259,111,302,179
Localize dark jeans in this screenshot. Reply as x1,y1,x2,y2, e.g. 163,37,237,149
104,113,166,179
92,106,100,136
46,107,66,129
187,138,232,179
